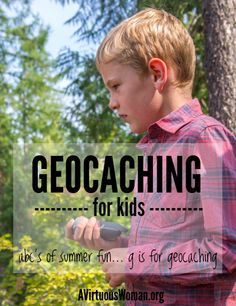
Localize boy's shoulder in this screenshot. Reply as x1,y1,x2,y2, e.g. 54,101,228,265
186,113,235,142
172,99,235,143
144,99,235,145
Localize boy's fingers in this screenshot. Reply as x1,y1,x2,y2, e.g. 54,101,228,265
84,217,97,249
93,221,100,240
74,216,88,241
109,277,121,288
93,221,104,249
65,218,75,239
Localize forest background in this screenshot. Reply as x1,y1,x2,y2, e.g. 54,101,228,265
0,0,235,305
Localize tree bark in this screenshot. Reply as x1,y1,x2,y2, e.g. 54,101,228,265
202,0,236,134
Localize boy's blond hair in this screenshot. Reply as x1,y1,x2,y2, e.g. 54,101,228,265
96,8,196,89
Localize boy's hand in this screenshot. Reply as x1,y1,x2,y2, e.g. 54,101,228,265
100,248,127,288
65,216,122,251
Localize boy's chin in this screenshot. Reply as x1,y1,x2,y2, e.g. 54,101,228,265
130,124,146,134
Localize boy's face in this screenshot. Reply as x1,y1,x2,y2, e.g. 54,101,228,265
100,61,163,134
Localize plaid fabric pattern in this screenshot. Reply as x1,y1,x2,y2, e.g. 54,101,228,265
125,99,236,305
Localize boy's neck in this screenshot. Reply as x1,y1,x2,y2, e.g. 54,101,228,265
160,86,193,118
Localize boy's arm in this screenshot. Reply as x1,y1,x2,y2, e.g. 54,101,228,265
124,125,236,285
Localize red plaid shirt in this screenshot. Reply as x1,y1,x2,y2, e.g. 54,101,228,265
124,99,236,305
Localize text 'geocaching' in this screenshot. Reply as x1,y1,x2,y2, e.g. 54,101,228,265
32,154,201,194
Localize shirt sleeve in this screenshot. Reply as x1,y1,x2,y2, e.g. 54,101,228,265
125,125,236,286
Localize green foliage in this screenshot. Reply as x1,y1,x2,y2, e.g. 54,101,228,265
1,235,122,305
1,9,63,143
0,0,64,235
0,1,69,303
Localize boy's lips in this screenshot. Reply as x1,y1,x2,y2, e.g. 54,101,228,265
119,114,129,122
119,114,128,120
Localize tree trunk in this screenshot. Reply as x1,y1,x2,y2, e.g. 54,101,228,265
202,0,236,134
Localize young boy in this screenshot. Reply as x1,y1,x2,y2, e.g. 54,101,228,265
66,8,236,305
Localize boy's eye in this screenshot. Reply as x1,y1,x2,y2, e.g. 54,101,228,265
112,84,119,90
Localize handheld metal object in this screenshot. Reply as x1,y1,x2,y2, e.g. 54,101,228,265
72,218,127,241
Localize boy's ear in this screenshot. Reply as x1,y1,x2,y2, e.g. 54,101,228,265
148,58,167,92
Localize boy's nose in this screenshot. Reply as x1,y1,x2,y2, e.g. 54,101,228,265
108,98,119,110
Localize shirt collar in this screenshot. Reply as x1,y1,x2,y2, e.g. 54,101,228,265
138,99,203,145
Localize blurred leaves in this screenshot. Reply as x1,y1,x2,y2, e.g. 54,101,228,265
0,0,65,235
1,234,122,305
